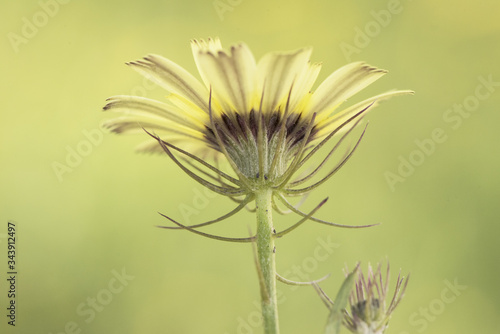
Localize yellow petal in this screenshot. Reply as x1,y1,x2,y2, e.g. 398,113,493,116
256,47,313,114
315,90,415,138
165,93,211,128
288,61,322,113
126,54,209,112
104,95,205,132
309,62,387,115
192,40,257,114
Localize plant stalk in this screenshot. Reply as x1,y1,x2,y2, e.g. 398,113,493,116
255,188,279,334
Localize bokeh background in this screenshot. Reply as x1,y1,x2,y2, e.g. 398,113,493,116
1,0,499,333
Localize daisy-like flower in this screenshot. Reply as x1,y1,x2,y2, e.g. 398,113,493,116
103,38,412,334
344,263,409,334
103,38,412,229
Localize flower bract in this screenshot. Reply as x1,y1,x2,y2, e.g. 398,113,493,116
344,263,409,334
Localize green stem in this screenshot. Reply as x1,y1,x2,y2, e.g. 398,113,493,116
255,188,279,334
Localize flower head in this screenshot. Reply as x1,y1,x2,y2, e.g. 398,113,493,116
103,38,412,234
344,263,409,334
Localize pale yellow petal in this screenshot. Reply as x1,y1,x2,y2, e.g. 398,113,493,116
190,38,223,88
315,90,415,137
104,95,205,132
126,54,209,112
192,41,257,114
164,93,211,128
191,38,223,60
309,62,387,115
256,47,313,114
288,62,322,113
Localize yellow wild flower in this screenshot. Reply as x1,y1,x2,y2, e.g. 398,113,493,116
103,38,412,235
103,38,412,334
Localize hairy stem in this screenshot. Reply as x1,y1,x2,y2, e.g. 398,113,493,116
255,188,279,334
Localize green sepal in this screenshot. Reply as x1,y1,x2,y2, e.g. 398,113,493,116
325,267,358,334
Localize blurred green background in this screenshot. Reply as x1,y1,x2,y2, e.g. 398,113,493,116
1,0,499,333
